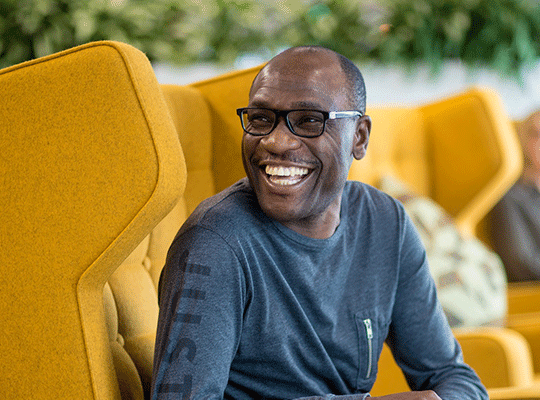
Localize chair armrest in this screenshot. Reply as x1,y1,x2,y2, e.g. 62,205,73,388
453,327,535,388
488,384,540,400
506,319,540,375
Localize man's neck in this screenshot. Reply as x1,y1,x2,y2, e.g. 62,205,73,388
281,210,341,240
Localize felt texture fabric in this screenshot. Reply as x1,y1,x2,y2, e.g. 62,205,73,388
0,41,185,399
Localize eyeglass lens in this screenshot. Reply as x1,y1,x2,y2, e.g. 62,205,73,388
241,109,325,137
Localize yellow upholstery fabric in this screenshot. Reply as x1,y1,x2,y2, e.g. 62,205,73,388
0,41,185,399
456,327,534,388
349,108,430,195
191,68,261,194
508,282,540,315
160,84,216,214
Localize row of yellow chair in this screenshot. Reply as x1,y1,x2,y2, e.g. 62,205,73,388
2,41,540,399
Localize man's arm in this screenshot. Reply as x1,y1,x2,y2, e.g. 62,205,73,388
151,227,246,400
385,216,488,400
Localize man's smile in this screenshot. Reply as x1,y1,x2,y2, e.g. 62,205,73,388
264,165,311,186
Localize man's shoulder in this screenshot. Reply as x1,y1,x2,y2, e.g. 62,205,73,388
342,180,408,239
344,180,404,214
180,178,263,237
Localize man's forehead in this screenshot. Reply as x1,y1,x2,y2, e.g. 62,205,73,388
249,81,337,109
249,59,347,108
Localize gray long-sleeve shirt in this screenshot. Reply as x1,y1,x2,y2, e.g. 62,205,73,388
152,179,487,400
490,181,540,282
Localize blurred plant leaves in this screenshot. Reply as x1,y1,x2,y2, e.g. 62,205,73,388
1,0,540,77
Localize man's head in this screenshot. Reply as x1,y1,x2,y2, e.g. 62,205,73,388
240,46,371,238
518,111,540,173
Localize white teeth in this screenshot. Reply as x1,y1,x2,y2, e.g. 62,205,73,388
265,165,309,177
271,177,303,186
264,165,310,186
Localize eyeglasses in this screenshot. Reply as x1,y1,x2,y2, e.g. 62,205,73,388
236,107,363,138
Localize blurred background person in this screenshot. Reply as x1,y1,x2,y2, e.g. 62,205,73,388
490,111,540,282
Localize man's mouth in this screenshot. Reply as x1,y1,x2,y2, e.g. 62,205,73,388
264,165,310,186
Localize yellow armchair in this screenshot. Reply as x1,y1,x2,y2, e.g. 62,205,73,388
0,41,186,399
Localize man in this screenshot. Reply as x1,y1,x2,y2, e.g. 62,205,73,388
152,46,488,400
490,110,540,281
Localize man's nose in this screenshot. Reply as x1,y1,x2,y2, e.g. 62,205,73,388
260,118,302,153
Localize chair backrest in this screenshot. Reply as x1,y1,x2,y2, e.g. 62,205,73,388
108,83,218,399
0,41,186,400
421,88,523,238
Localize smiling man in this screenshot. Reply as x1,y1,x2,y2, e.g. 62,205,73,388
152,46,488,400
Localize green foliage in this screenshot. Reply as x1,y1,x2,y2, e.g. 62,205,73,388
371,0,540,76
276,1,374,58
0,0,184,68
1,0,540,77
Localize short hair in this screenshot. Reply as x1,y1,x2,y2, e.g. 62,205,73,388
335,52,367,113
252,46,367,113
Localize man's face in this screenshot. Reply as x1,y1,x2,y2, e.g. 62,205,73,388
241,50,369,237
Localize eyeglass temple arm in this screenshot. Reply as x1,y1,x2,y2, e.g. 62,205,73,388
329,111,363,119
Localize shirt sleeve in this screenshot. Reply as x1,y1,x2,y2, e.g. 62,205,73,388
151,226,246,400
490,191,540,281
386,213,488,400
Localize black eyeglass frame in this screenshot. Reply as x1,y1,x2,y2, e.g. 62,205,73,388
236,107,364,138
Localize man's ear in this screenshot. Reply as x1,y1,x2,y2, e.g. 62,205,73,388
352,115,371,160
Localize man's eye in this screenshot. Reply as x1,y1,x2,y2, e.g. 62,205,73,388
297,114,323,125
249,114,272,123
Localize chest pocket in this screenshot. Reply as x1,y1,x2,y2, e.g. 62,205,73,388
355,309,390,391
